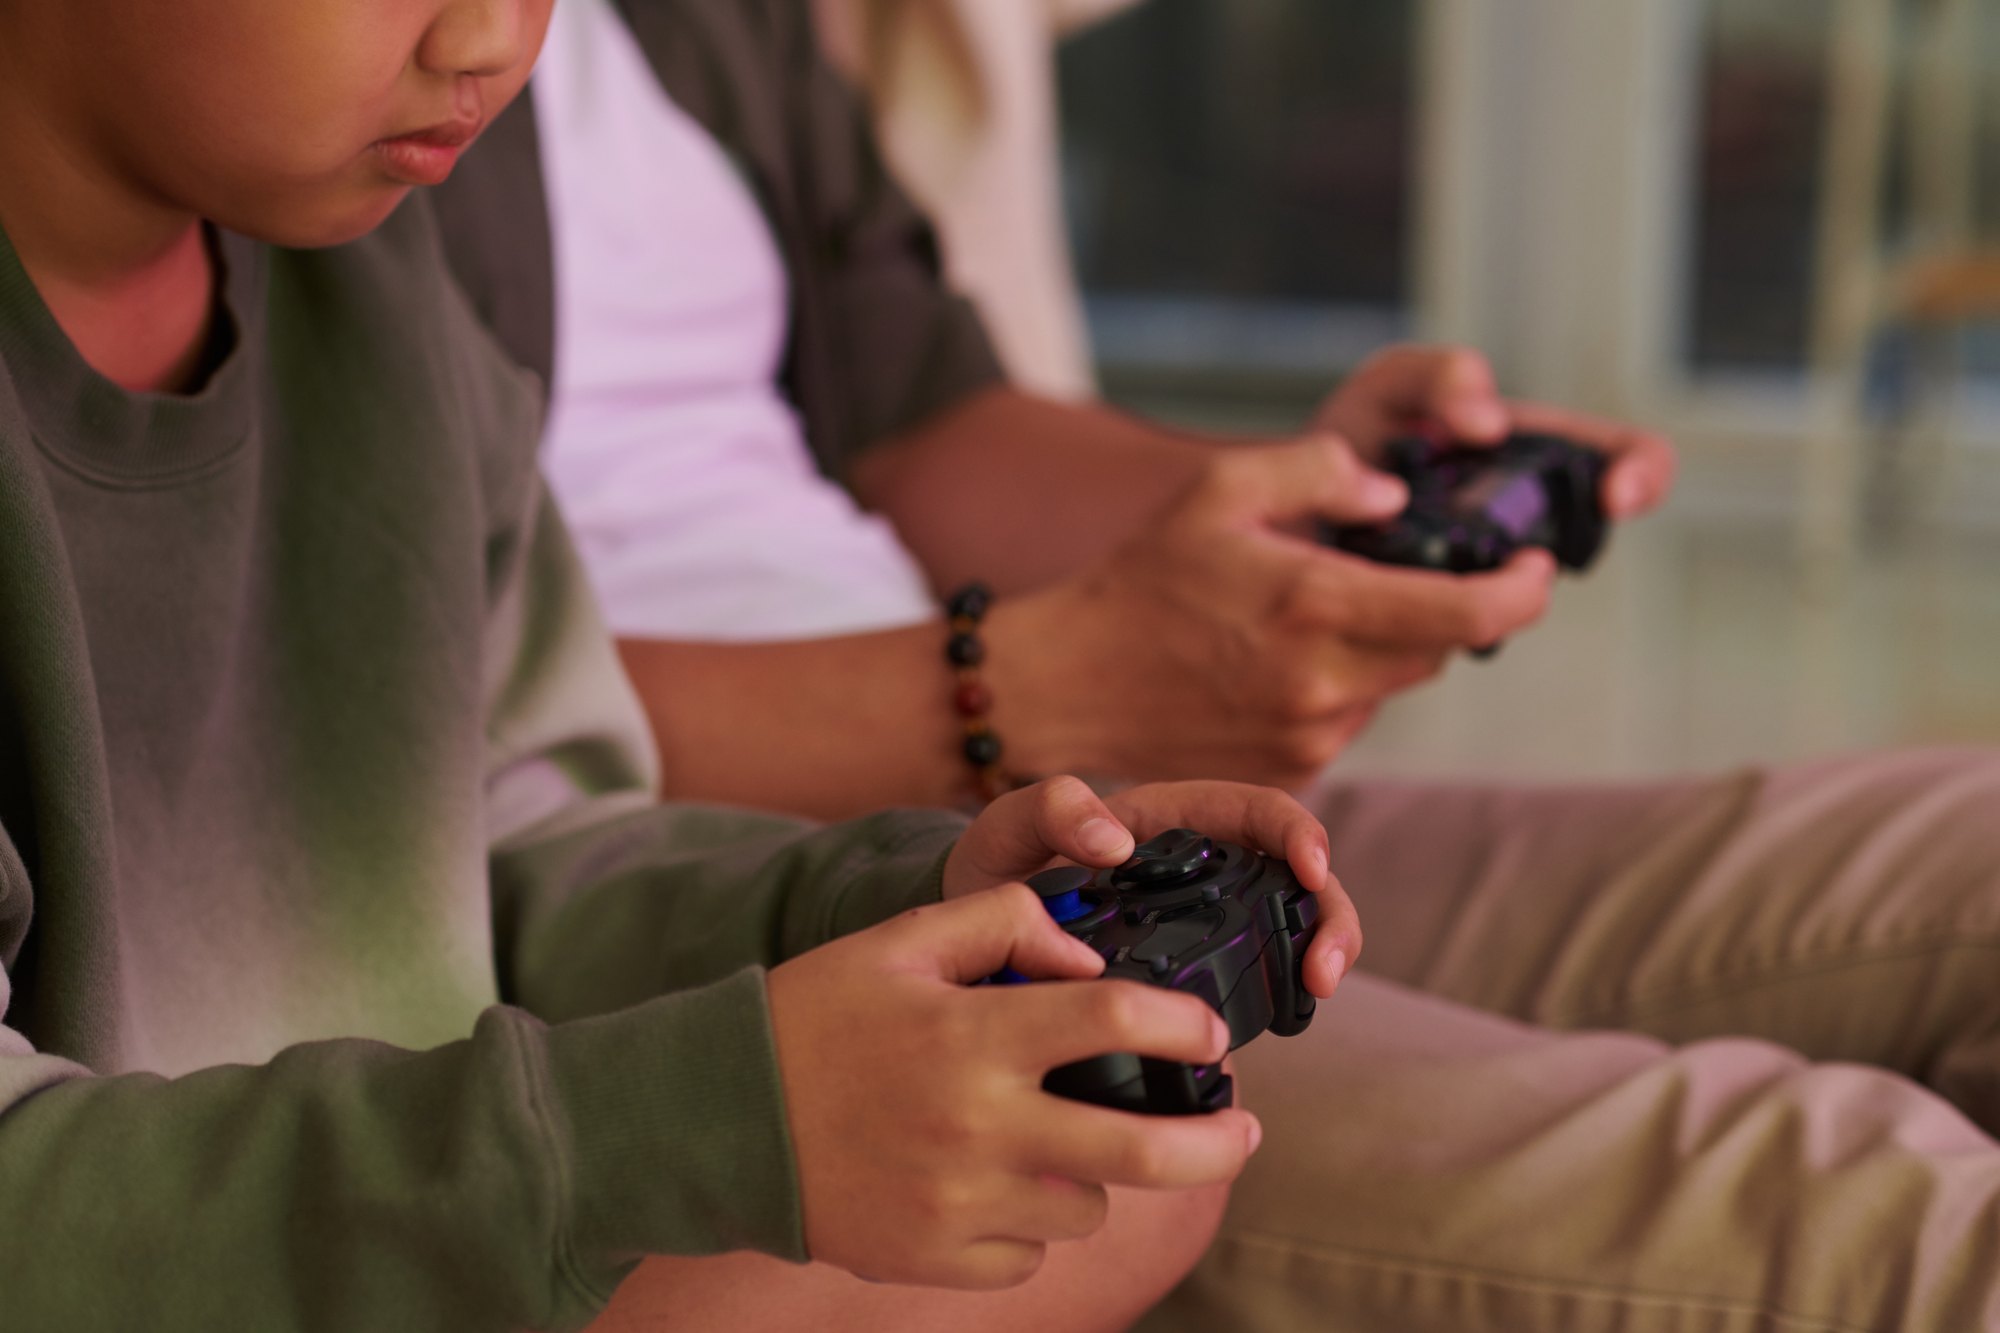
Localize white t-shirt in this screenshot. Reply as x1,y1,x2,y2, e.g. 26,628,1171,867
533,0,939,641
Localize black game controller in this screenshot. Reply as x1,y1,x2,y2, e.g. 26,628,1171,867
999,830,1320,1116
1322,430,1610,575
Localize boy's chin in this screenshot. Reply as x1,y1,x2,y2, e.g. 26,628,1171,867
243,184,415,250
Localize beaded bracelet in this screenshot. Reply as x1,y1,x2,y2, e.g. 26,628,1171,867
944,582,1012,802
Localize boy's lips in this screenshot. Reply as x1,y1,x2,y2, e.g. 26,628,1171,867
372,117,484,187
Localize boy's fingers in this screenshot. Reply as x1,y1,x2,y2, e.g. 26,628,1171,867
948,777,1133,896
1105,782,1330,888
945,1240,1049,1292
1292,547,1556,650
1303,876,1362,997
982,1176,1112,1245
903,886,1104,986
1029,1104,1262,1191
997,979,1229,1072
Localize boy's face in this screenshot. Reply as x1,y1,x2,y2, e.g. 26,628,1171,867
76,0,555,246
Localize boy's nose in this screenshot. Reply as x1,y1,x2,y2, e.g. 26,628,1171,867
420,0,531,81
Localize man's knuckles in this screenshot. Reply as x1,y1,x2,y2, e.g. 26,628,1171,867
1270,663,1343,722
1193,437,1363,516
1273,721,1341,776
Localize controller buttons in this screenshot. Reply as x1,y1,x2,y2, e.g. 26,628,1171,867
1114,828,1216,889
1147,954,1173,979
1026,865,1097,924
1131,907,1225,965
1152,893,1226,925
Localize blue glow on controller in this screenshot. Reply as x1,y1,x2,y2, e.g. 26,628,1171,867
1042,888,1090,923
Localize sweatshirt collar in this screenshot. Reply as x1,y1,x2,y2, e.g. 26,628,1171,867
0,219,262,487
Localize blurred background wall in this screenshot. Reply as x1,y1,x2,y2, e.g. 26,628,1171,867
1053,0,2000,782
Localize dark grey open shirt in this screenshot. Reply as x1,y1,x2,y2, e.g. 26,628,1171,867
434,0,1007,481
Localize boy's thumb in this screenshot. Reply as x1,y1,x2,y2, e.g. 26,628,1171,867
917,885,1105,987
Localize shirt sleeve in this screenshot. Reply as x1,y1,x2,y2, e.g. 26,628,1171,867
0,929,796,1331
771,0,1010,478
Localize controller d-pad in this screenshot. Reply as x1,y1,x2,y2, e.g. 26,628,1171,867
1114,829,1215,889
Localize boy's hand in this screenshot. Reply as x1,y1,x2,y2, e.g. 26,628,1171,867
944,777,1360,1000
1312,343,1679,520
767,886,1259,1289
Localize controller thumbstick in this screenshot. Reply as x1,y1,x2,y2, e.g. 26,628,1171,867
1026,866,1096,924
1115,828,1215,889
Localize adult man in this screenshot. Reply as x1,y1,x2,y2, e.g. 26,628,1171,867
438,1,2000,1327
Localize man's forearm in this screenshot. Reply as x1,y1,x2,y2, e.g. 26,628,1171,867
847,386,1224,595
616,600,1092,819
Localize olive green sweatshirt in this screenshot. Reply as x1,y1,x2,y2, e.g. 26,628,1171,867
0,200,965,1330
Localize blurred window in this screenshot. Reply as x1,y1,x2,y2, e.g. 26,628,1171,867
1059,0,1417,416
1687,3,1830,374
1689,0,2000,385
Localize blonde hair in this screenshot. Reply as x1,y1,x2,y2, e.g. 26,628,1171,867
823,0,989,130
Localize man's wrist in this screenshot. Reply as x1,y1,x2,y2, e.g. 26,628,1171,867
978,585,1106,782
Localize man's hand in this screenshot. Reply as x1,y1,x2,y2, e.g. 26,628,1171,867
943,776,1360,999
990,438,1557,788
1312,343,1678,520
616,360,1676,818
767,885,1259,1289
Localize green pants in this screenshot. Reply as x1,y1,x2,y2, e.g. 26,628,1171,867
1145,748,2000,1332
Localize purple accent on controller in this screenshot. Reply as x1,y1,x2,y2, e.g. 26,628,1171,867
1323,430,1609,576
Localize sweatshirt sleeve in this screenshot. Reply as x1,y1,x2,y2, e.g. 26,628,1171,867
479,470,969,1023
0,941,803,1330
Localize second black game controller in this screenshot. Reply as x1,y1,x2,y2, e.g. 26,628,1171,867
997,829,1321,1116
1322,429,1610,575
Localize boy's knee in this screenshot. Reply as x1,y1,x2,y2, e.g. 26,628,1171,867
1086,1181,1233,1323
999,1183,1232,1333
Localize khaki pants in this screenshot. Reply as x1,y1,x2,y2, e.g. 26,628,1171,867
1142,748,2000,1332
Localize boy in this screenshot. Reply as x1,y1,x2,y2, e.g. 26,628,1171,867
0,1,1359,1329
